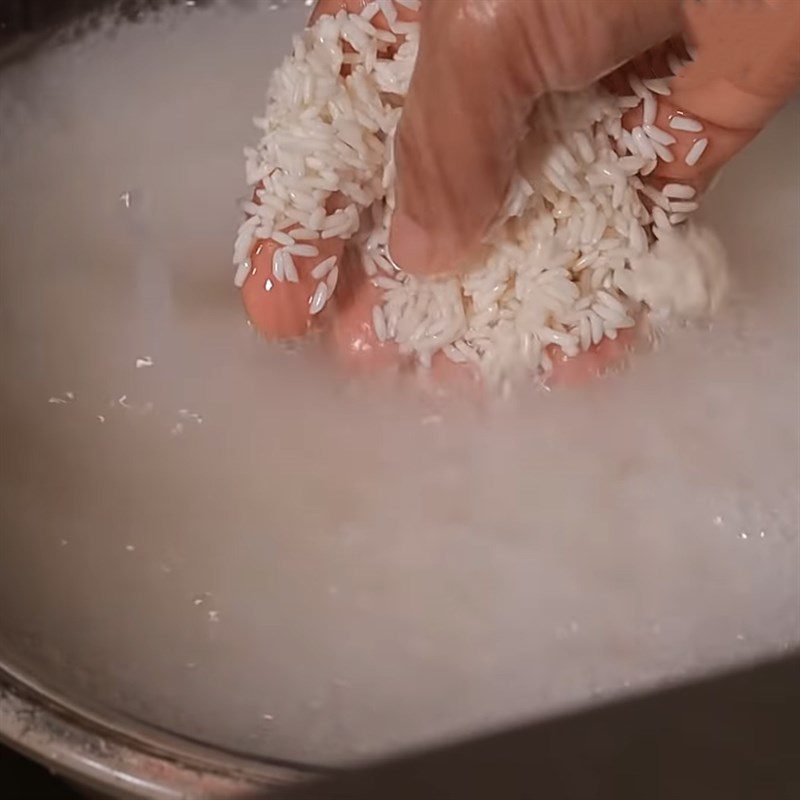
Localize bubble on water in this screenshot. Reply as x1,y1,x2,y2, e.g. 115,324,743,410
192,592,211,606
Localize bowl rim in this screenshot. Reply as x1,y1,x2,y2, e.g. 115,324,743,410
0,663,311,799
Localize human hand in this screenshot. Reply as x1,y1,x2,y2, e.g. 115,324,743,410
389,0,800,276
239,0,799,388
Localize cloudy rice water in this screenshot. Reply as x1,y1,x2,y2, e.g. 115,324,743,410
0,0,797,767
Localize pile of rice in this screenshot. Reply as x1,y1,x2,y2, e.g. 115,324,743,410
233,0,727,384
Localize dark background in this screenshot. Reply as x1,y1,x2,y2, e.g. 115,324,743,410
0,744,83,798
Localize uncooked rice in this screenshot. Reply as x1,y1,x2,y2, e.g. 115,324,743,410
233,0,727,385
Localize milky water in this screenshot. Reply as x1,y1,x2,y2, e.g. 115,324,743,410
0,2,797,768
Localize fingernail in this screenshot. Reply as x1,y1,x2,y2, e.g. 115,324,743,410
388,212,439,275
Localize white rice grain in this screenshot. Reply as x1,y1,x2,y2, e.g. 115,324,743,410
651,140,674,163
632,127,656,161
272,230,294,246
662,183,696,200
326,265,339,294
372,304,388,342
644,125,676,146
643,93,657,126
652,207,671,229
283,252,299,283
311,255,337,280
287,244,319,258
309,281,329,315
643,77,671,96
669,200,700,213
627,73,650,99
272,248,285,282
233,259,252,289
684,138,709,167
669,116,704,133
667,52,684,76
290,227,319,240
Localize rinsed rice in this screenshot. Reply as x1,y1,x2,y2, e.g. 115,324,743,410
644,125,677,147
667,52,684,76
663,183,697,199
233,258,252,289
311,255,338,280
309,281,329,315
670,115,704,133
233,1,727,385
283,252,299,283
669,201,700,213
643,77,671,96
684,138,709,167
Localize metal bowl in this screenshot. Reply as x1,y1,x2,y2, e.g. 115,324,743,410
1,2,798,796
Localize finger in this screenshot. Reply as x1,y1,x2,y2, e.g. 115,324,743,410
546,325,641,388
305,0,409,364
422,322,642,393
678,0,800,132
241,0,386,340
330,276,402,371
620,1,799,199
388,0,537,277
548,0,799,385
663,0,799,189
241,235,344,338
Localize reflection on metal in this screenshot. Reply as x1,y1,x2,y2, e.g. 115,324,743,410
0,670,305,799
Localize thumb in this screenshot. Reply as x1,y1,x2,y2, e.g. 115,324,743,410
388,0,538,277
388,0,683,277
